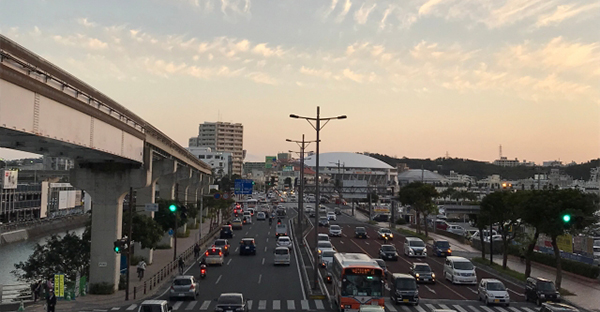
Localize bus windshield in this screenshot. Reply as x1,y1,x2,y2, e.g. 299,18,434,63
342,274,383,297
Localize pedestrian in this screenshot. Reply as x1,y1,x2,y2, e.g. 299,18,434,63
137,259,147,280
30,282,37,301
46,291,57,312
178,257,185,274
194,243,200,258
34,280,43,302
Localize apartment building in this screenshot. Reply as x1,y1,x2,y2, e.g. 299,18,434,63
189,122,244,176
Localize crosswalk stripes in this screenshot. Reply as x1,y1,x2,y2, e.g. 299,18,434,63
509,307,521,312
259,300,267,310
185,301,197,310
111,308,121,311
273,299,281,310
439,304,451,310
315,299,324,310
522,308,535,312
172,301,183,310
248,300,253,310
480,306,495,312
125,304,137,311
496,307,509,312
453,305,469,312
415,305,427,312
382,303,544,312
468,306,480,312
385,301,397,312
287,300,295,310
425,304,436,311
199,300,211,310
301,300,310,310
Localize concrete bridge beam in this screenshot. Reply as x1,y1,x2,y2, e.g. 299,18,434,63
70,162,150,292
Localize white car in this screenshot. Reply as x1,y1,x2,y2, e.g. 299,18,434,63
447,225,465,236
319,248,336,268
317,233,330,242
256,212,266,220
319,205,327,214
317,241,335,254
328,224,342,237
276,236,293,249
478,278,510,306
327,212,337,221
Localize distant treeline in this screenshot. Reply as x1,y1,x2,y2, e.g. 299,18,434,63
368,154,599,181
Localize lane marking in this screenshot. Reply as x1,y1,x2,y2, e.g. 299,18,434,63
247,300,253,310
264,246,268,252
481,306,495,312
245,231,249,235
185,301,197,310
273,300,281,310
467,287,479,294
508,288,525,296
287,300,295,310
227,258,232,265
111,308,120,311
262,258,265,265
453,305,469,312
365,241,370,245
258,300,267,310
125,305,137,311
235,247,239,252
172,302,183,310
401,305,411,312
509,308,521,312
522,308,536,312
315,299,324,310
301,300,309,310
200,300,211,310
258,274,262,284
467,306,480,312
266,238,269,242
425,285,436,294
215,274,222,284
268,231,270,235
496,307,509,312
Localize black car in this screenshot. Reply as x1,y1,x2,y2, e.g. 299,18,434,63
239,238,257,255
215,293,248,312
213,239,230,256
372,214,390,222
389,273,419,305
525,277,560,306
334,208,341,215
374,259,389,279
409,262,435,283
220,225,233,239
379,244,399,261
355,227,368,239
433,240,451,257
318,217,329,227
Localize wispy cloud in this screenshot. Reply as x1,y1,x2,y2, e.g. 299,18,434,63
535,2,600,27
336,0,352,23
354,3,377,25
77,18,97,28
418,0,445,16
379,5,394,30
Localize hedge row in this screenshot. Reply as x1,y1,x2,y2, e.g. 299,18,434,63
507,245,600,279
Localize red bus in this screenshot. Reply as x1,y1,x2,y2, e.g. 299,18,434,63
331,253,385,312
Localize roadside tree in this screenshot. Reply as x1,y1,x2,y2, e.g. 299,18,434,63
398,182,439,237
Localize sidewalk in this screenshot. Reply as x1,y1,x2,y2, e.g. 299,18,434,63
25,219,217,312
347,208,600,312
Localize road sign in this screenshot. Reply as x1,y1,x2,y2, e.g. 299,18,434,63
234,179,254,195
223,193,230,199
144,203,159,212
168,229,174,236
214,193,221,199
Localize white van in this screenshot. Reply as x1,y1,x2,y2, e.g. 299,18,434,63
443,256,477,284
274,247,291,265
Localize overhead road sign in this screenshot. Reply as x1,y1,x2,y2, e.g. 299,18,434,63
234,179,254,195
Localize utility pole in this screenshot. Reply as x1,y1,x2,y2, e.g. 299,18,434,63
125,187,134,301
287,135,317,237
173,183,178,261
390,186,395,229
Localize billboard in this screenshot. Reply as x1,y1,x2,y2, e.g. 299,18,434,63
2,170,18,189
265,156,276,169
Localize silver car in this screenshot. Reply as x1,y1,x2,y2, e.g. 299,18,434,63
169,275,199,300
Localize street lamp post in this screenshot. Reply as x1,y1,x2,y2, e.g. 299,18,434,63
290,106,346,290
287,136,318,240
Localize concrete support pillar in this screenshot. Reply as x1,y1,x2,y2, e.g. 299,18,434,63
70,163,149,292
136,159,176,264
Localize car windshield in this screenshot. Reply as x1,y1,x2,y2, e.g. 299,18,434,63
322,250,335,257
279,238,290,243
435,241,450,248
318,235,329,241
394,278,417,290
320,217,328,221
275,248,288,255
331,225,340,230
342,274,383,296
242,240,254,245
375,259,386,269
318,242,332,248
356,227,366,233
409,240,425,247
214,240,226,246
380,229,391,233
487,282,505,291
218,295,242,305
382,245,396,251
414,265,431,272
173,278,191,285
453,261,474,270
538,281,556,291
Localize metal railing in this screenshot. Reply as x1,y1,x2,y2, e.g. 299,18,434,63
0,283,31,303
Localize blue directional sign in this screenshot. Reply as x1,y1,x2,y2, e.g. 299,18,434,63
234,179,254,195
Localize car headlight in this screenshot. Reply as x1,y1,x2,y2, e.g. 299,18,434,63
389,234,393,237
415,273,420,278
431,273,435,278
409,249,414,254
505,293,510,298
539,293,545,298
556,294,560,298
454,271,460,276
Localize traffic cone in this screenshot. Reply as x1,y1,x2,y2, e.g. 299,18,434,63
17,300,25,311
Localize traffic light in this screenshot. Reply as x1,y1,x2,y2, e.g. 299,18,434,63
169,203,177,213
113,236,130,253
180,205,188,219
113,240,122,253
252,181,255,185
562,214,571,223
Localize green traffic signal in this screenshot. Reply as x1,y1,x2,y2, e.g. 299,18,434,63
169,204,177,212
113,240,121,253
562,214,571,223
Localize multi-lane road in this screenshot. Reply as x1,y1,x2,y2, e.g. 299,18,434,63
85,202,557,312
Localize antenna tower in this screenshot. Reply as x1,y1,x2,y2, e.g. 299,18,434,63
499,144,503,159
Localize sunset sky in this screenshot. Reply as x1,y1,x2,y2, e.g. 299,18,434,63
1,0,598,164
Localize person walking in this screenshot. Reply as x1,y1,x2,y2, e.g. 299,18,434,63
178,257,185,275
34,280,43,302
46,291,57,312
137,259,147,280
194,243,200,259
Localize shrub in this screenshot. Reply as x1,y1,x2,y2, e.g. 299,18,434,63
88,282,115,294
176,229,191,238
395,218,407,225
155,244,171,250
508,245,600,279
118,274,126,290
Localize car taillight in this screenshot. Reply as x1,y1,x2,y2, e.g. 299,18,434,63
201,269,205,273
171,285,174,290
448,248,452,253
205,251,209,256
190,284,195,290
219,252,222,256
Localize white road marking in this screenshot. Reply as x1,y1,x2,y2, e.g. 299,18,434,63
315,300,324,309
339,241,344,244
401,305,411,312
287,300,295,310
384,301,398,312
266,238,269,242
215,274,222,284
301,300,309,310
268,231,270,235
480,306,495,312
496,307,509,312
262,258,265,265
467,287,479,294
365,241,369,245
245,231,249,235
235,247,239,252
185,301,197,310
426,304,436,311
258,300,267,310
200,300,211,310
247,300,253,310
258,274,262,284
509,308,521,312
273,300,281,310
508,288,525,296
425,285,436,294
172,302,183,310
264,246,268,252
440,304,451,310
453,305,469,312
111,308,120,311
125,305,137,311
415,305,427,312
227,258,232,265
468,306,480,312
522,308,536,312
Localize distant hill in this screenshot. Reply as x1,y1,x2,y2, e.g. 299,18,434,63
368,154,599,181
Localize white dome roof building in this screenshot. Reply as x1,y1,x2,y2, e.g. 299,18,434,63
397,169,447,185
303,152,397,186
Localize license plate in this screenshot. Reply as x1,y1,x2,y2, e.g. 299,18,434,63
494,299,499,303
246,246,250,249
179,293,185,296
226,310,233,312
403,299,409,302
